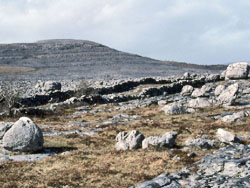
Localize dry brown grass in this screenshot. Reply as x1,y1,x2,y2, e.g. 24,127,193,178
0,104,249,188
0,66,36,74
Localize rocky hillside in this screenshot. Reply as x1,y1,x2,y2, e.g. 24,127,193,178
0,39,225,81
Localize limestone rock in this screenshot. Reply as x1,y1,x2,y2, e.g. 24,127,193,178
221,111,247,123
185,138,215,150
188,98,211,108
160,102,186,115
216,128,239,144
183,72,191,79
158,100,167,106
191,84,213,97
181,85,194,96
0,154,10,163
136,173,174,188
115,130,144,151
225,62,249,79
35,81,61,94
216,83,239,105
214,85,226,96
2,117,44,152
142,131,177,149
0,122,13,140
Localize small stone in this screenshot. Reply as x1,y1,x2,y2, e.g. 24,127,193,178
188,98,211,108
187,152,197,158
216,128,239,144
181,85,194,96
221,111,246,123
115,130,144,151
142,131,177,149
161,102,186,115
185,138,215,150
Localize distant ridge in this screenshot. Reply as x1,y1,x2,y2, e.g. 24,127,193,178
0,39,225,80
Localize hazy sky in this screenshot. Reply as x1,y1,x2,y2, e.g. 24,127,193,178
0,0,250,65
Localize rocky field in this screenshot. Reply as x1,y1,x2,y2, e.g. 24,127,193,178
0,62,249,188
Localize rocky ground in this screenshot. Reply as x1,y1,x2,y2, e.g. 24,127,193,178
0,62,249,187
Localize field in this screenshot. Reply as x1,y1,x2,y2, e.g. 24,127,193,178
0,104,249,188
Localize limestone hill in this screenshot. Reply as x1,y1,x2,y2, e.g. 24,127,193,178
0,39,225,80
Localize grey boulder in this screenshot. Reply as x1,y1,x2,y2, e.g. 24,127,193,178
191,84,213,98
181,85,194,96
142,131,177,149
225,62,249,79
185,138,216,150
2,117,44,152
160,102,186,115
221,111,247,123
115,130,144,151
188,98,212,108
216,83,239,105
216,128,239,144
35,81,61,94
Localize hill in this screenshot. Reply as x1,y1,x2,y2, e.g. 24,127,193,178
0,39,225,80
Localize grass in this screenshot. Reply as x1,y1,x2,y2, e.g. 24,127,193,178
0,103,249,188
0,66,36,74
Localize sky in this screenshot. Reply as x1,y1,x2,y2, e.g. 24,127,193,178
0,0,250,65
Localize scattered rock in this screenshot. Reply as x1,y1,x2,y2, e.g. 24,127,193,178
158,100,167,106
135,144,250,188
115,130,145,151
220,111,248,123
216,83,239,105
35,81,62,94
183,72,191,79
2,117,44,152
0,154,10,163
191,84,213,97
188,98,211,108
181,85,194,96
225,62,249,79
136,173,178,188
142,131,177,149
185,138,216,150
216,128,239,144
160,102,186,115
